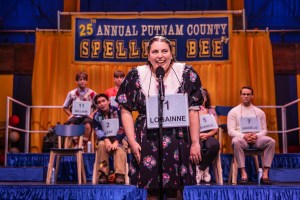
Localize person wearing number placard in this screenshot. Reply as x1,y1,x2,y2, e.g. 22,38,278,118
105,70,125,108
93,93,127,184
116,36,204,199
105,70,125,98
196,89,220,184
63,72,96,150
227,86,275,185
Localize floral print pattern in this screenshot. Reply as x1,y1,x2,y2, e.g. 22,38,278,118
116,64,203,189
162,136,171,149
143,155,157,170
163,173,170,186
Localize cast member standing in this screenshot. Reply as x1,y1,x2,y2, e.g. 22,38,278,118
116,36,204,198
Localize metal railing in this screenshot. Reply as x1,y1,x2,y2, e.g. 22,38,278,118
5,96,62,165
258,99,300,153
5,96,300,166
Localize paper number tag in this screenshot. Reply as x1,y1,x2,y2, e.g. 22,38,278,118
200,114,218,132
146,94,189,129
100,118,119,137
72,101,91,115
240,117,261,133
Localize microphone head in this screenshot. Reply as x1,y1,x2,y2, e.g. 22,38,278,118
155,66,165,78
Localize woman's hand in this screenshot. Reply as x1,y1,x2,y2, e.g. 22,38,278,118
130,141,142,164
189,143,202,164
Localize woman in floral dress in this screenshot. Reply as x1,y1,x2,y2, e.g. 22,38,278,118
116,36,204,198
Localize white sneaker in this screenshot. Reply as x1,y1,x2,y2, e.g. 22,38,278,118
195,165,203,184
203,167,211,183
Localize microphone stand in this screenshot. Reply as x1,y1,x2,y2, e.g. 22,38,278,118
157,76,164,200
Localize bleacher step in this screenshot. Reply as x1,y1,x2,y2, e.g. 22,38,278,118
0,167,46,182
269,168,300,182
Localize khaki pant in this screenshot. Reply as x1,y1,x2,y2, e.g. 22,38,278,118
232,136,276,168
97,138,128,175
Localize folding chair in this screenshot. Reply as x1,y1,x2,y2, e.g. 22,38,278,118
92,140,129,184
46,124,86,184
228,148,263,184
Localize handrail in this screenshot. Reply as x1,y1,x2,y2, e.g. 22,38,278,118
57,9,245,31
5,96,63,165
214,101,300,154
260,99,300,153
5,96,300,165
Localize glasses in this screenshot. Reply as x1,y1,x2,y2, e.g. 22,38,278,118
114,76,124,78
241,93,252,96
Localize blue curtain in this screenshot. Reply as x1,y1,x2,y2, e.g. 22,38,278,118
184,185,300,200
0,185,147,200
245,0,300,29
7,153,300,182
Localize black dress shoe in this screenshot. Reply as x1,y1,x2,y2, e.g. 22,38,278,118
239,177,248,184
115,173,125,184
98,174,108,184
260,177,272,185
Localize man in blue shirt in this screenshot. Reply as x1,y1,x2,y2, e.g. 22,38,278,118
93,93,127,184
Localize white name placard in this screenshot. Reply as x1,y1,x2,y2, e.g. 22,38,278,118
100,118,119,137
240,117,261,133
200,114,218,132
72,101,91,115
146,94,189,129
109,96,118,107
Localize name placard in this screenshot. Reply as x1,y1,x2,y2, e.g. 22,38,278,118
146,94,189,129
200,114,218,132
72,101,91,115
240,117,261,133
100,118,119,137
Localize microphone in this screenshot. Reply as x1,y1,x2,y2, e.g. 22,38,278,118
155,66,165,101
155,66,165,79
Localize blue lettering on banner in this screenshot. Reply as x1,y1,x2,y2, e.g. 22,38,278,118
73,15,231,63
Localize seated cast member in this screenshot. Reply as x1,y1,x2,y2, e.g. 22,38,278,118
196,89,220,183
105,70,125,107
227,86,275,184
105,70,125,97
93,93,127,184
63,72,96,149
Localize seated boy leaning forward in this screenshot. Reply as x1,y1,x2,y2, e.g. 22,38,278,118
93,93,128,184
63,72,97,150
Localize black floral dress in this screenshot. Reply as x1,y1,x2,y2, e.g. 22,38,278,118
116,64,203,189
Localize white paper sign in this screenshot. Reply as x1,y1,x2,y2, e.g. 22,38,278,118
109,96,118,107
72,101,91,115
240,117,261,133
146,94,189,129
100,118,119,137
200,114,218,132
